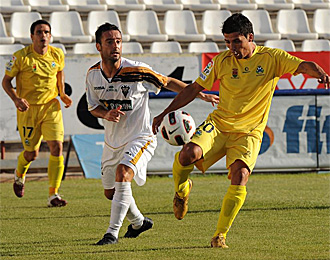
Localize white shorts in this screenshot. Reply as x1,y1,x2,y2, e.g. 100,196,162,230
101,136,157,189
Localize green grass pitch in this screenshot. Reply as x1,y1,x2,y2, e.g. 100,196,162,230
0,173,329,260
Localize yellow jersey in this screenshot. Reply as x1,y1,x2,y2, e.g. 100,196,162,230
196,45,303,135
5,45,65,105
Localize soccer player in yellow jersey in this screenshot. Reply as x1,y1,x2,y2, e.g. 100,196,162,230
152,13,329,248
2,20,72,207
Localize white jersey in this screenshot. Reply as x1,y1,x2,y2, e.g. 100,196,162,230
86,57,168,148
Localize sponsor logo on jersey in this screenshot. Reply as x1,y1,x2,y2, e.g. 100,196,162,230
100,99,133,111
24,139,30,146
256,65,264,76
243,67,250,73
106,85,117,92
94,86,105,90
5,56,16,71
121,85,130,98
51,61,56,68
199,60,214,81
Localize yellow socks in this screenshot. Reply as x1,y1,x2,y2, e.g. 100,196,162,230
48,155,64,196
16,151,31,178
214,185,247,238
173,152,194,198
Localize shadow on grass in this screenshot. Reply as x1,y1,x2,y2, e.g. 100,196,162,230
1,205,329,221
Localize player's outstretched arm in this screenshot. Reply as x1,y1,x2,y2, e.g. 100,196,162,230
152,82,204,134
295,61,329,89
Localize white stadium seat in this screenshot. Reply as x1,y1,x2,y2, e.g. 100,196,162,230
264,39,296,51
63,0,107,12
102,0,146,12
10,12,42,44
313,9,330,39
301,39,330,52
87,11,130,41
188,42,220,53
122,42,144,54
50,43,67,54
202,10,231,41
216,0,257,10
126,11,168,42
178,0,220,11
0,0,31,13
291,0,330,10
0,14,15,44
242,10,281,41
164,10,206,42
253,0,294,11
26,0,70,12
142,0,183,11
150,41,182,53
73,43,98,54
50,11,93,43
276,9,318,41
0,44,25,55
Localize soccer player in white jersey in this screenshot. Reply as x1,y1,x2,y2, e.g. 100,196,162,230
152,13,329,248
85,23,218,245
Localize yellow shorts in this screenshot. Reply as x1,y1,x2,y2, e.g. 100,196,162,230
191,118,262,175
17,99,64,151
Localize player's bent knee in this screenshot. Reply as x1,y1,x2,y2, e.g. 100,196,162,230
179,143,203,166
24,150,38,162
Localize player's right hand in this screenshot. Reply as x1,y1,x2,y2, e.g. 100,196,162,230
104,105,125,123
14,97,29,112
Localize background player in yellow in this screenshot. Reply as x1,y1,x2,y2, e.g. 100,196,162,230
2,20,72,207
152,13,329,248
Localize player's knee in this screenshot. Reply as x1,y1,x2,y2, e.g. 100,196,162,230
231,167,250,185
115,164,134,182
24,150,38,162
179,143,202,166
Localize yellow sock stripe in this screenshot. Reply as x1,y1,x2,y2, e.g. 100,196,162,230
129,140,152,166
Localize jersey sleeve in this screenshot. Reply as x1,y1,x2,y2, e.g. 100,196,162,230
57,48,65,71
195,56,218,91
86,73,102,111
5,52,21,78
273,48,303,77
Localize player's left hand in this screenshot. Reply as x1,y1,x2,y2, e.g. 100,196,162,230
199,93,219,106
318,73,329,89
60,94,73,108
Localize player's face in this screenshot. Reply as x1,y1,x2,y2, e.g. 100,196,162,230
97,30,122,63
224,32,254,59
31,24,51,49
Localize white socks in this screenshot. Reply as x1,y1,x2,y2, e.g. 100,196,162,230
107,182,144,238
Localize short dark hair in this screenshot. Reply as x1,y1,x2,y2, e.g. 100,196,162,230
222,13,254,38
30,20,51,35
95,23,122,44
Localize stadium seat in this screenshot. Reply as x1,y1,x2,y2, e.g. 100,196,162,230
126,10,168,42
0,14,14,44
63,0,107,12
73,43,98,54
26,0,70,12
102,0,146,11
87,11,130,41
122,42,144,54
290,0,330,10
242,10,281,41
0,0,31,13
10,12,42,44
276,9,318,41
253,0,294,11
164,10,206,42
215,0,257,10
313,9,330,39
150,41,182,53
142,0,183,11
50,11,93,43
264,39,296,51
202,10,231,41
0,43,25,55
188,42,220,53
301,39,330,51
50,43,67,54
177,0,220,11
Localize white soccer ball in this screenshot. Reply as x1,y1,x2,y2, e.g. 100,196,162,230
160,110,196,146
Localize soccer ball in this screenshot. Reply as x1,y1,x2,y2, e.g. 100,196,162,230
160,111,196,146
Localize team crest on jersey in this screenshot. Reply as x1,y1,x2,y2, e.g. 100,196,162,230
32,64,37,72
199,60,214,81
231,68,239,79
256,65,264,76
121,85,130,97
51,61,56,68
